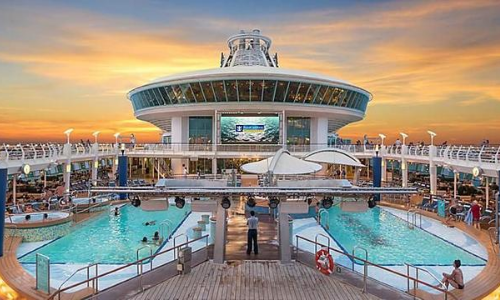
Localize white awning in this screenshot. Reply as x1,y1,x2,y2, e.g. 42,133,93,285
303,148,365,167
241,149,322,175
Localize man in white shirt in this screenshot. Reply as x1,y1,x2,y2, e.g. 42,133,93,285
246,211,259,255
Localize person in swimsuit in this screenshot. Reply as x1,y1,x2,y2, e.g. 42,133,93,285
441,260,465,289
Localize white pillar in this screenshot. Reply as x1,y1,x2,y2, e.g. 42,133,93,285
63,142,72,200
453,171,458,199
401,145,408,188
429,145,437,195
279,210,292,264
380,146,387,182
354,167,360,185
13,175,17,206
43,170,47,189
157,159,160,181
212,158,217,176
486,177,490,208
91,159,98,185
213,200,227,264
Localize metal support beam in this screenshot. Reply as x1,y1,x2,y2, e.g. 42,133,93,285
372,156,382,201
0,168,7,257
279,211,292,264
213,202,227,264
118,155,128,200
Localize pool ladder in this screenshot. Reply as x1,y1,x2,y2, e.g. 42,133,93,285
318,209,330,230
159,219,173,241
406,209,422,229
57,263,99,296
352,246,369,293
405,263,448,299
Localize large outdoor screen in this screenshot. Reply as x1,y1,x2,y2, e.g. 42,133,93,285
220,115,280,144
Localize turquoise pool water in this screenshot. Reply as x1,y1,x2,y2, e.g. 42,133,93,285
323,206,485,266
19,204,190,264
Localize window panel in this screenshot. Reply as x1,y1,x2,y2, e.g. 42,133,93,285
329,88,343,106
285,81,299,102
190,82,204,102
273,81,288,102
250,80,263,101
200,82,215,102
314,85,328,104
225,80,238,101
152,88,165,105
180,83,195,103
238,80,250,101
213,81,227,102
165,85,178,104
322,87,335,105
140,91,152,107
295,83,310,102
262,80,276,101
304,84,318,103
172,85,185,104
159,87,171,104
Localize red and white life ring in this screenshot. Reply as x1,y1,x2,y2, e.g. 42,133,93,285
315,248,334,275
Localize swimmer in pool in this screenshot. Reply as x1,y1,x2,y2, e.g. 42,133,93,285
141,236,148,243
114,207,120,216
152,231,163,244
144,220,156,226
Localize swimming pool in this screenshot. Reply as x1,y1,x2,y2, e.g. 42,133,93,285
19,204,190,264
322,206,486,266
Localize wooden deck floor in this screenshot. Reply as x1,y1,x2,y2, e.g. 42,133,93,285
226,213,279,261
131,260,379,300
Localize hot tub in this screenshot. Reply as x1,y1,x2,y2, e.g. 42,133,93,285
5,211,73,242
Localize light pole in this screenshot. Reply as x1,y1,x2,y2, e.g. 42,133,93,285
400,132,408,145
64,128,74,144
114,132,121,145
378,134,386,146
92,131,100,143
427,130,437,146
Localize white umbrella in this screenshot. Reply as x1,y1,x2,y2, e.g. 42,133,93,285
241,149,322,175
303,148,364,167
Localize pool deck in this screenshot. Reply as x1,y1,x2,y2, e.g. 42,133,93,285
130,260,379,300
381,202,500,300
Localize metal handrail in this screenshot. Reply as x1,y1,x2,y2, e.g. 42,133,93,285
405,263,448,298
314,233,330,254
57,263,98,292
352,246,369,293
295,235,458,300
49,234,209,300
159,219,173,240
136,245,153,274
173,233,188,259
318,208,329,230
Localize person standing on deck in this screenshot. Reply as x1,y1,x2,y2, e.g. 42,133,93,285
246,211,259,255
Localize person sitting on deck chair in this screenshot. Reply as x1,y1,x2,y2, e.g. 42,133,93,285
246,211,259,255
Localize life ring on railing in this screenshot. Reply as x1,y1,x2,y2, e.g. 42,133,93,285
315,248,334,275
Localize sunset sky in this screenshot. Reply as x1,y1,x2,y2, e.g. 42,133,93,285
0,0,499,144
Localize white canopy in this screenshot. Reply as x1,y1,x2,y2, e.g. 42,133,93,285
241,149,322,175
303,148,365,167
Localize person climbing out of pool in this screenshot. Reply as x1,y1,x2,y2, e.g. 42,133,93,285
246,210,259,255
144,220,156,226
440,260,464,290
114,207,120,216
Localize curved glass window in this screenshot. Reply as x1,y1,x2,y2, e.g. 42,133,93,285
131,79,369,113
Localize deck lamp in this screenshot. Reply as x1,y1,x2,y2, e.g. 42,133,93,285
246,195,256,208
378,134,386,146
175,196,186,209
64,128,74,144
114,132,121,144
92,131,100,143
321,197,333,209
400,132,408,145
427,131,437,146
268,196,280,209
221,196,231,209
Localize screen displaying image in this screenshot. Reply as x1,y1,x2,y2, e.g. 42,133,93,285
220,115,280,144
